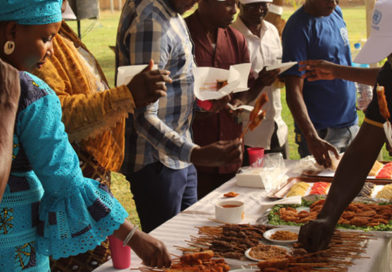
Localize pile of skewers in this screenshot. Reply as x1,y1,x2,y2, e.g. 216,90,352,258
139,250,230,272
178,224,269,260
276,199,392,227
257,230,374,272
178,224,374,272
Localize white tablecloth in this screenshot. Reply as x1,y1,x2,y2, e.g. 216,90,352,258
94,172,392,272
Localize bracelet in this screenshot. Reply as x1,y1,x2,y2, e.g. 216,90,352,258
123,225,138,247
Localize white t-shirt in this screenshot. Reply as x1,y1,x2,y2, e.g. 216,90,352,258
232,17,288,149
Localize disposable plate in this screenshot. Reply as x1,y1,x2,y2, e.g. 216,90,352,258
244,245,291,262
263,227,299,244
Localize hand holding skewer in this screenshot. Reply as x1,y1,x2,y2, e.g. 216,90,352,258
240,92,268,139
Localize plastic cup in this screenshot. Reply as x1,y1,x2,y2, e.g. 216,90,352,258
197,99,213,111
108,235,131,269
247,147,264,167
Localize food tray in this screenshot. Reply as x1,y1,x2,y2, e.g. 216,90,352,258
267,176,392,199
302,161,392,183
301,175,392,184
259,195,392,238
259,214,392,238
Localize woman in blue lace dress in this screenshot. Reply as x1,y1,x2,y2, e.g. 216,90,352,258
0,0,171,270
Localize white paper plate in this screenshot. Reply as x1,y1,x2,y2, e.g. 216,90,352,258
116,64,158,86
263,227,299,244
265,61,297,74
244,245,291,262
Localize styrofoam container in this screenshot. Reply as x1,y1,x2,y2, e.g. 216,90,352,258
235,168,264,188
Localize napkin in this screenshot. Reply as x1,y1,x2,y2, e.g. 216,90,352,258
265,61,297,74
227,103,254,112
116,64,158,86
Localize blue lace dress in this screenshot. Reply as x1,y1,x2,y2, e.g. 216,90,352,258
0,72,128,271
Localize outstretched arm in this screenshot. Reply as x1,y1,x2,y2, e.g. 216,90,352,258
0,59,20,201
285,75,339,168
299,59,380,85
299,122,385,252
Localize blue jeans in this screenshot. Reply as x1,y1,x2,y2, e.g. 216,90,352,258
295,124,359,158
127,162,197,233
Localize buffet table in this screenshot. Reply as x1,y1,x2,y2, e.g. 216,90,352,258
94,164,392,272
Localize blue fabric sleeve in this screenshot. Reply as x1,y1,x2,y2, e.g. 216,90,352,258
281,12,308,77
16,75,128,259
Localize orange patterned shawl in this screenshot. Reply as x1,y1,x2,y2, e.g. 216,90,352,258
33,22,135,171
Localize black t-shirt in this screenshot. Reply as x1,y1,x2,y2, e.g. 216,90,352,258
365,61,392,124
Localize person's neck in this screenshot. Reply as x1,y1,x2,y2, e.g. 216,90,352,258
166,0,174,10
196,9,218,44
240,15,262,37
0,55,20,71
0,47,10,66
303,2,322,17
165,0,178,14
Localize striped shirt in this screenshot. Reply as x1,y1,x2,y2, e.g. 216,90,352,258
116,0,198,172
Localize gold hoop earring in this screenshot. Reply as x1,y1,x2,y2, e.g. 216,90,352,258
3,41,15,55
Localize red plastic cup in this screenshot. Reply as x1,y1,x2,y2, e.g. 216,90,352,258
197,99,213,111
108,235,131,269
247,147,264,167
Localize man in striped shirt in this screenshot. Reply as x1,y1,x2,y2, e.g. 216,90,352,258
116,0,242,232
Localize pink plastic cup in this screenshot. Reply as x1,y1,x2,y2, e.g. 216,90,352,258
108,235,131,269
247,147,264,167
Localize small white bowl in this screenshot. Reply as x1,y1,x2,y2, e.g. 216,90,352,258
263,227,299,244
215,200,244,224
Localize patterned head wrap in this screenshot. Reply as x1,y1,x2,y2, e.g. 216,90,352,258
0,0,62,25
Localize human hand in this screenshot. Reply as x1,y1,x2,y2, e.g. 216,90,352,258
230,97,245,108
299,60,337,82
226,97,246,115
191,138,243,167
299,217,336,252
127,59,172,108
386,141,392,157
255,67,280,87
0,58,20,108
307,136,339,168
209,94,231,113
129,229,171,268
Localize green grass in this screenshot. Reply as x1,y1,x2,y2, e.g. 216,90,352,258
67,13,120,85
66,6,390,222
